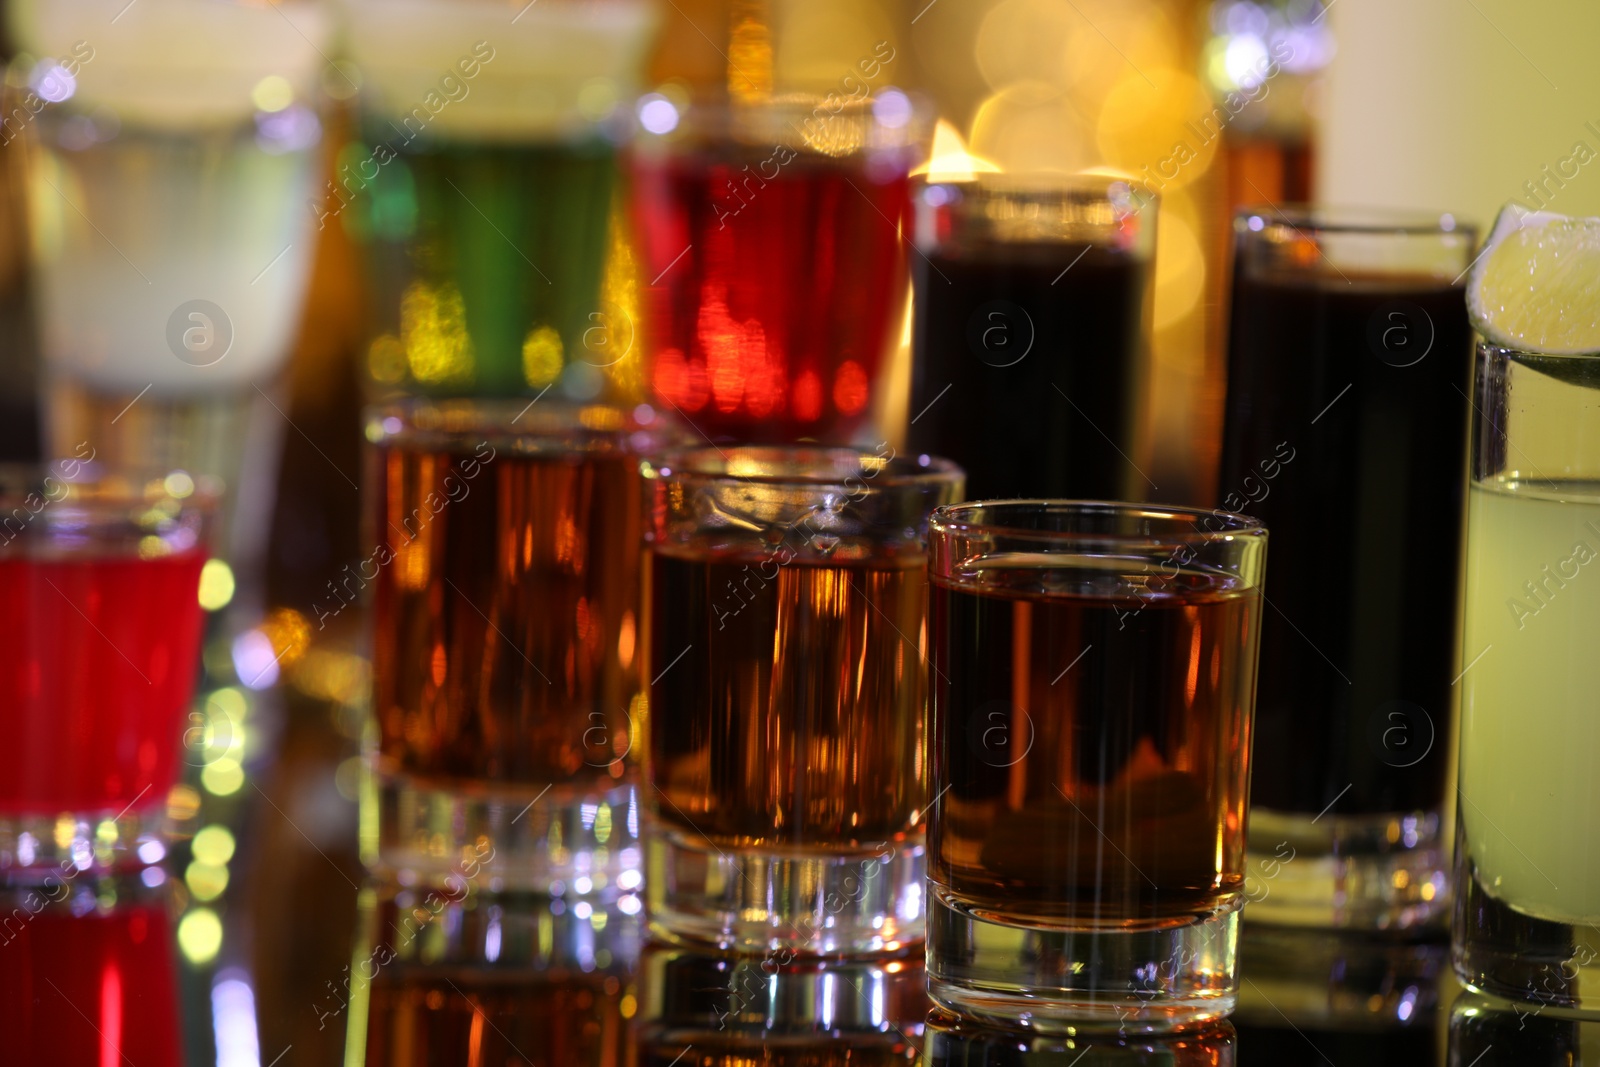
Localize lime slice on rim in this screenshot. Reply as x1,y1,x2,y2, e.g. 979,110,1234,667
1468,205,1600,355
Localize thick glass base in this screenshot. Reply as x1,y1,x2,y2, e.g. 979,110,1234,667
645,823,924,955
1454,858,1600,1016
0,805,173,883
1243,808,1447,930
365,771,642,895
925,1009,1238,1064
926,886,1240,1033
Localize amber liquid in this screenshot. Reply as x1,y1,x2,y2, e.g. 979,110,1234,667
648,549,927,847
364,968,631,1066
928,567,1259,924
370,440,643,793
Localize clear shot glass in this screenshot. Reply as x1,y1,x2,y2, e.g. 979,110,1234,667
926,500,1266,1030
1454,339,1600,1014
364,399,673,891
0,464,214,879
641,446,962,954
907,173,1157,501
1220,205,1478,930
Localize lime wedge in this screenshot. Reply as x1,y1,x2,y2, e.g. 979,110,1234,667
1468,205,1600,354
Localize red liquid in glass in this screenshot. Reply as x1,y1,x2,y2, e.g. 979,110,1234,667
630,152,908,443
0,904,182,1065
0,554,206,814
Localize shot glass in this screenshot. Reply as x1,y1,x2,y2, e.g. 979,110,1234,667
629,93,926,443
344,0,657,401
908,174,1156,501
1221,206,1477,930
926,501,1266,1030
1454,341,1600,1012
0,464,213,879
364,399,672,890
641,447,963,954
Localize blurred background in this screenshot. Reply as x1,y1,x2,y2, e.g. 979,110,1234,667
0,0,1597,1063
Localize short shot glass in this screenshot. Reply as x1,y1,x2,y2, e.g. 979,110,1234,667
926,501,1266,1030
0,464,213,879
641,446,963,954
364,399,671,890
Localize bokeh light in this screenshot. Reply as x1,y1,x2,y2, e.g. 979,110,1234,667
178,908,224,965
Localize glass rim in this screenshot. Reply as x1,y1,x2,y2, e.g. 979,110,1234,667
914,170,1156,203
364,397,675,451
929,499,1266,546
1478,338,1600,362
1235,202,1477,238
644,445,964,490
629,89,931,151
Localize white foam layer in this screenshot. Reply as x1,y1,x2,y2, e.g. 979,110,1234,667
9,0,331,131
341,0,658,141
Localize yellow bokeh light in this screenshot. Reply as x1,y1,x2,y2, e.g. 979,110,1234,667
522,324,565,386
368,334,407,384
201,759,245,797
1060,0,1178,108
290,647,370,706
198,559,235,611
178,908,224,964
167,784,202,822
192,825,237,866
251,75,293,114
186,861,230,902
401,282,476,386
1096,68,1219,193
260,607,312,671
1151,212,1205,330
163,472,195,499
969,82,1095,175
974,0,1075,91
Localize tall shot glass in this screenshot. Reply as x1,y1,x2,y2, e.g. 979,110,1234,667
926,502,1266,1029
364,399,671,890
1220,206,1478,929
1454,340,1600,1012
641,447,963,954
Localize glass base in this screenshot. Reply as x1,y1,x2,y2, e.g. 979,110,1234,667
365,771,642,895
0,805,172,883
644,823,925,955
1454,858,1600,1017
1243,808,1448,930
926,886,1240,1033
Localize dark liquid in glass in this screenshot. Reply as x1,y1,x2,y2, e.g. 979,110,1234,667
648,549,926,847
909,244,1148,500
1219,273,1472,816
928,569,1259,924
